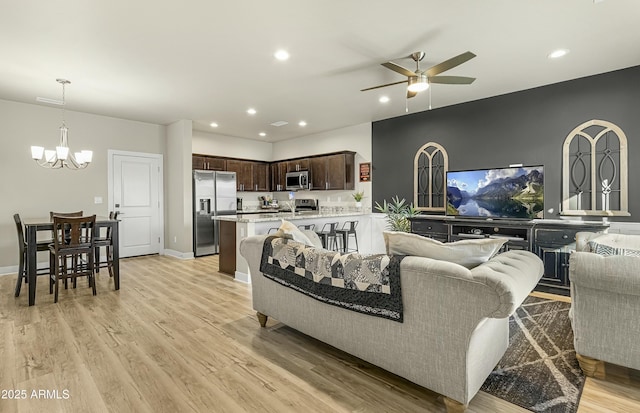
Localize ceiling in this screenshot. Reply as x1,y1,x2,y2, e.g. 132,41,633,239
1,1,639,143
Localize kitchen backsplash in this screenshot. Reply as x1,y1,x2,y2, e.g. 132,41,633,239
237,187,372,212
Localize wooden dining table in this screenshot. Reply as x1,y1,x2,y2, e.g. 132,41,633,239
23,216,120,306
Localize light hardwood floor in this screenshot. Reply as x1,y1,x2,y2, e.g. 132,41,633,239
1,255,638,412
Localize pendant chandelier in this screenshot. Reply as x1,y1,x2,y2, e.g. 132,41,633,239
30,79,93,169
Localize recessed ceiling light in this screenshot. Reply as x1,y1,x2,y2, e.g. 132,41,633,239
274,49,290,61
548,49,570,59
298,121,307,127
259,132,266,137
247,108,257,115
379,96,390,103
209,122,218,128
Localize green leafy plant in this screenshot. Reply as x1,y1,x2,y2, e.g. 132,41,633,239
374,196,420,232
352,190,365,202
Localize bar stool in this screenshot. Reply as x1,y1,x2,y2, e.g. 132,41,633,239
267,228,279,234
315,222,340,251
336,221,359,253
297,224,315,231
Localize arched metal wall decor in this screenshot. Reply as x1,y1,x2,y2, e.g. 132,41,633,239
562,119,629,216
414,142,448,211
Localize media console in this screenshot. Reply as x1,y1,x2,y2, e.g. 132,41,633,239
409,216,609,295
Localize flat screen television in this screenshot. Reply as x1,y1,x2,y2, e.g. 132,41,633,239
446,165,544,220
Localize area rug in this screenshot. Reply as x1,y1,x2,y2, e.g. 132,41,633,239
480,296,585,413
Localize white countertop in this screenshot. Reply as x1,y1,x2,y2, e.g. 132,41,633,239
216,211,368,223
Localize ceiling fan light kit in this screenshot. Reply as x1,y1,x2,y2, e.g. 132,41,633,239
362,50,476,102
407,75,429,92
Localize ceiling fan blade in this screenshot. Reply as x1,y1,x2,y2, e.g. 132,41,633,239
407,90,418,99
425,51,476,77
381,62,416,77
360,80,408,92
428,76,476,85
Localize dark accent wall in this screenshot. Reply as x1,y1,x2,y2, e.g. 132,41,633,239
372,65,640,221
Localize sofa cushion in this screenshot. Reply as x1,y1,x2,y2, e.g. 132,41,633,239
585,233,640,253
301,229,324,249
273,219,316,246
588,241,640,257
383,231,506,269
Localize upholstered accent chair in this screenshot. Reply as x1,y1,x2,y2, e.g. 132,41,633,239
569,232,640,378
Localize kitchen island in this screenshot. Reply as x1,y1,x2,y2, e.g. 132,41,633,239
216,211,378,283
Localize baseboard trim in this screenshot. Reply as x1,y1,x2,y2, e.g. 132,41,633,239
162,249,195,260
234,270,251,284
0,266,17,276
0,260,50,276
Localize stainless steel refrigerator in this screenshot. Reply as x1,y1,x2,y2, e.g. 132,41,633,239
193,170,237,256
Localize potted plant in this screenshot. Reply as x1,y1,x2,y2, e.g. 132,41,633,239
374,196,420,232
352,190,365,208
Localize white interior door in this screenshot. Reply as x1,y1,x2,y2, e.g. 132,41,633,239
109,151,163,258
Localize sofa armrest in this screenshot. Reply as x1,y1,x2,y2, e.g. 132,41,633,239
575,232,604,252
569,252,640,296
470,250,544,317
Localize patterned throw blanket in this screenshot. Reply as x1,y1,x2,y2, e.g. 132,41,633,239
260,236,404,322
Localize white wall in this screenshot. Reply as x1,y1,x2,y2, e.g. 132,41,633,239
165,120,194,258
0,99,165,271
192,130,272,161
271,123,373,211
192,123,373,211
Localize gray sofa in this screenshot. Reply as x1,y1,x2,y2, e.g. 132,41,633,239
240,234,543,413
570,232,640,378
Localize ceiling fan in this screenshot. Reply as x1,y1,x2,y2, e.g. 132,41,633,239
361,51,477,98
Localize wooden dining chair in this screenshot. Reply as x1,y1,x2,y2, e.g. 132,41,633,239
49,210,83,220
48,211,84,287
13,214,51,297
94,211,118,277
49,215,97,303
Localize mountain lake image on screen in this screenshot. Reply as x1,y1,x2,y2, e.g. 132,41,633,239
446,166,544,220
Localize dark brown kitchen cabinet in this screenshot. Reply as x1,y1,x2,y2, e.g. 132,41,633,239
192,151,354,192
309,157,328,190
287,159,309,172
271,161,287,191
252,162,270,192
192,155,226,170
225,159,270,192
327,153,354,190
192,155,206,169
225,159,253,191
218,220,236,276
309,152,355,190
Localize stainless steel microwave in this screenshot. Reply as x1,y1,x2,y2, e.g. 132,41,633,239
285,170,310,191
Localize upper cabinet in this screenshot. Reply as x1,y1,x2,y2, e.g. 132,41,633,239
271,161,287,192
287,158,309,172
309,157,327,190
192,155,226,171
192,151,355,192
252,162,270,192
226,159,270,192
309,152,355,191
226,160,253,191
